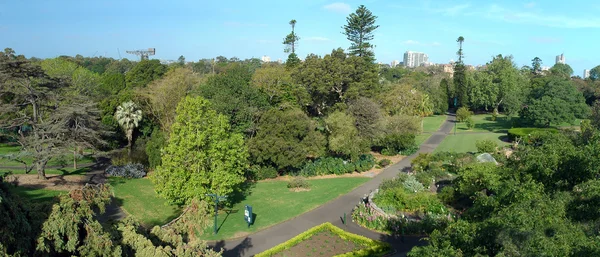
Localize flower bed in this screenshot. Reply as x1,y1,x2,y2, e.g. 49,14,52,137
256,222,391,257
352,202,451,236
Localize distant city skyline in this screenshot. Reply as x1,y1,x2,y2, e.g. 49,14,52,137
0,0,597,73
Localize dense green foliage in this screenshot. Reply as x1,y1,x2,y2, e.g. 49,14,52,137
299,154,375,176
151,97,249,205
407,131,600,256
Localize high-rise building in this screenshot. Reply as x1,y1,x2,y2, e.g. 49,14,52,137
584,69,591,79
555,54,565,64
261,55,271,62
403,51,429,68
391,60,400,67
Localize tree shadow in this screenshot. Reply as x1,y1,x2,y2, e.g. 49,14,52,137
378,233,428,255
226,180,257,207
212,237,253,257
217,209,239,233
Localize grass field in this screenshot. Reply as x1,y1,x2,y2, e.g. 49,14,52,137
434,133,510,153
8,186,66,203
455,114,514,133
415,134,431,146
109,177,181,227
455,114,582,133
0,167,91,175
422,115,447,133
201,177,370,240
0,144,95,167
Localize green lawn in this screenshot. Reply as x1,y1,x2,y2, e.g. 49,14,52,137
8,186,66,203
435,133,510,153
0,167,91,175
422,115,447,133
109,177,182,227
415,134,431,146
0,144,95,167
201,177,370,240
455,114,514,133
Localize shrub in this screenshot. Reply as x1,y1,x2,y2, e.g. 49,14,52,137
378,133,416,155
465,117,475,129
253,166,278,180
415,172,434,187
380,177,404,191
402,175,425,193
299,154,375,176
146,129,166,169
374,189,447,215
287,176,310,189
507,127,558,141
456,107,473,122
378,159,391,167
105,163,147,178
476,139,498,153
491,110,498,121
411,153,432,173
438,186,456,205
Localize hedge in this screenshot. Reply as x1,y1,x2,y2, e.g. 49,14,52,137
255,222,391,257
507,127,558,141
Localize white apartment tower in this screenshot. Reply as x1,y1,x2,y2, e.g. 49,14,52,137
555,53,565,64
584,69,591,79
403,51,429,68
391,60,400,67
261,55,271,63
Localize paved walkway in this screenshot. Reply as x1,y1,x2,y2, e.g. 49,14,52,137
212,114,457,257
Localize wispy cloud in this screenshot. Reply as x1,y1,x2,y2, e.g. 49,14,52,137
305,36,331,42
402,40,420,45
223,21,268,27
477,4,600,28
323,2,351,14
524,2,536,8
437,4,471,16
430,42,442,46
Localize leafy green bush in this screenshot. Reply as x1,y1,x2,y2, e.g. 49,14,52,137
252,166,278,180
476,139,498,153
378,133,416,155
287,176,310,189
507,127,558,141
438,186,456,205
415,172,434,187
456,107,473,122
374,189,447,215
299,154,375,177
411,153,432,173
402,175,425,193
145,129,166,169
378,159,391,167
465,117,475,129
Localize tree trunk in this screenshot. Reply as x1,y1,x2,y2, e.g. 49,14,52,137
36,160,47,180
127,129,133,155
73,149,77,170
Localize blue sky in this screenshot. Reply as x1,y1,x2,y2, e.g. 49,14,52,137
0,0,598,76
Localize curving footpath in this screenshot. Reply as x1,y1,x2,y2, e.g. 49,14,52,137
212,114,457,257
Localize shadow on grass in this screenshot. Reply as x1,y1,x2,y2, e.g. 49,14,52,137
498,135,511,143
225,180,257,208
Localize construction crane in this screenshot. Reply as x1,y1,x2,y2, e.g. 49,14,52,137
126,48,156,60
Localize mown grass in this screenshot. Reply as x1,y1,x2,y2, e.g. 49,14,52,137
434,133,510,153
422,115,447,133
201,177,370,240
0,144,95,167
108,177,181,227
8,186,66,203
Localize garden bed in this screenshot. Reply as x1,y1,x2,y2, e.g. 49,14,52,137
256,222,390,257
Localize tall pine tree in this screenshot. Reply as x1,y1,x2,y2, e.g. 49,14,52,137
342,5,379,60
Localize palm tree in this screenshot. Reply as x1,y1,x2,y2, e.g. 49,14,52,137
115,101,142,151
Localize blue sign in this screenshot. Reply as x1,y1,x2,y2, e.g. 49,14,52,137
244,205,253,227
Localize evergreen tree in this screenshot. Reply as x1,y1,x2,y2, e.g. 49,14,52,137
342,5,379,60
283,19,300,54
